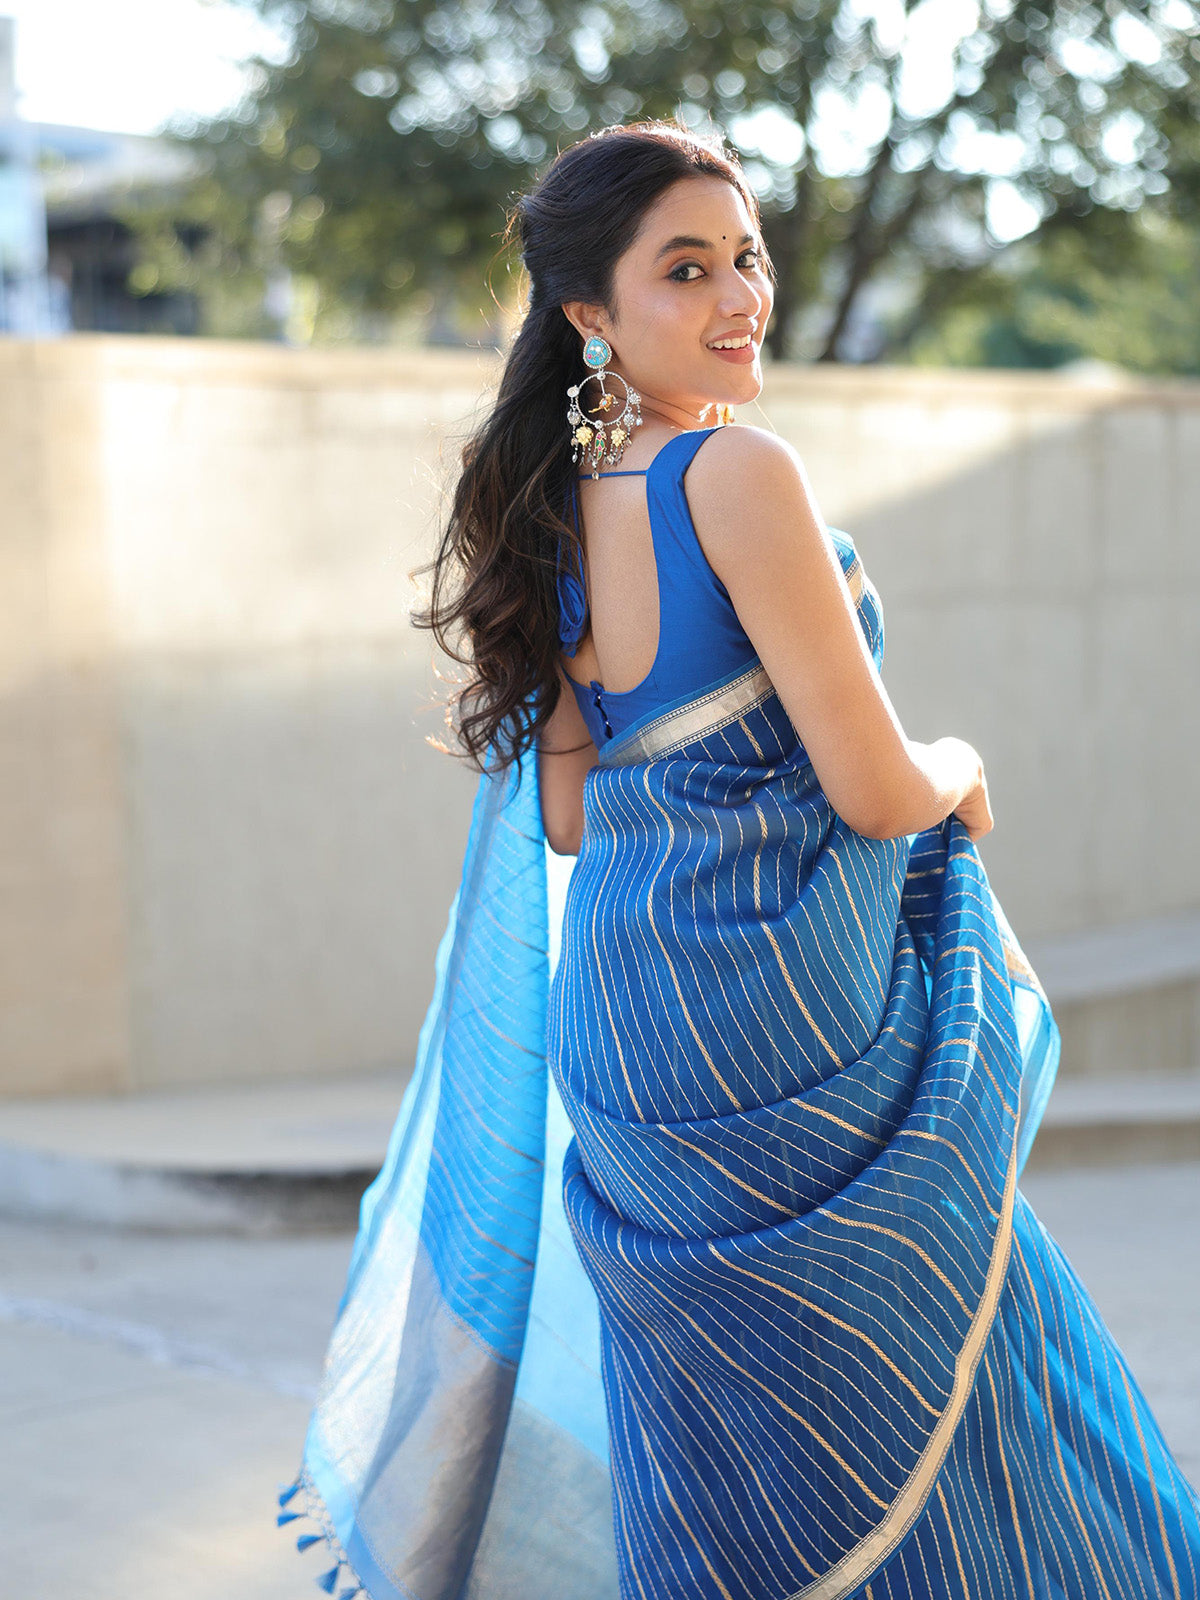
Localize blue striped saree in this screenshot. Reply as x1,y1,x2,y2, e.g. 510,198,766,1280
279,530,1200,1600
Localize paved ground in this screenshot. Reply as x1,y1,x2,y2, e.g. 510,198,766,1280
1,1161,1197,1599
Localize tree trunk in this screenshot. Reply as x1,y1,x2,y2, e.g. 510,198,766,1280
765,164,813,361
818,167,930,362
816,133,898,362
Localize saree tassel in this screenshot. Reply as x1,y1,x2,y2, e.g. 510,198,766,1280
279,1451,367,1597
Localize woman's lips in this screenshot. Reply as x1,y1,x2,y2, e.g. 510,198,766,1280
707,340,757,364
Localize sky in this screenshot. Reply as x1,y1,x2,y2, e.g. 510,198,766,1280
2,0,287,135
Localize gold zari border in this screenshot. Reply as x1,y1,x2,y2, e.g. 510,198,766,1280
598,661,776,766
785,1128,1020,1600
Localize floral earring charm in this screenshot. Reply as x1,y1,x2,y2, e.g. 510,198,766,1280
567,334,643,477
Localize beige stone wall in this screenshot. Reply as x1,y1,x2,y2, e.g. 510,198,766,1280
766,365,1200,939
2,334,1197,1097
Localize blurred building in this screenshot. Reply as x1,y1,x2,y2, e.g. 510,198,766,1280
0,13,200,336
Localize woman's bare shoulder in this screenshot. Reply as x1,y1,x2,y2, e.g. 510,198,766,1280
685,423,823,568
683,424,922,839
689,421,803,483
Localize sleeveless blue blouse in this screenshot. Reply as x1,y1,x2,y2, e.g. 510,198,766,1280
556,427,760,748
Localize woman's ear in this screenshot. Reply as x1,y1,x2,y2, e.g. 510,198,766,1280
561,301,609,344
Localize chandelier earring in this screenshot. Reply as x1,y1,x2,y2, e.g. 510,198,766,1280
567,334,643,477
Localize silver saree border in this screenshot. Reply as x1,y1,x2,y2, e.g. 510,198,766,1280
595,554,865,769
784,1126,1021,1600
597,660,777,767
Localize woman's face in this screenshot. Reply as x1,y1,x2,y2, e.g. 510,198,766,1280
568,174,774,416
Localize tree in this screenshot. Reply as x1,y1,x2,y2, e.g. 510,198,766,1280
124,0,1200,360
894,210,1200,372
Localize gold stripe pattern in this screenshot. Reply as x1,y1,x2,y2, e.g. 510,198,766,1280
547,523,1200,1600
784,1131,1020,1600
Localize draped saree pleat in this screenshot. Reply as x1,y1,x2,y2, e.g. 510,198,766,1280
278,526,1200,1600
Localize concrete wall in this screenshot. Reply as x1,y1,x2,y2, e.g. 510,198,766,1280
2,335,1197,1098
770,366,1200,938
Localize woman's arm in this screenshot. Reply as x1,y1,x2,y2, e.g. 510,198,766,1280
536,662,598,855
687,426,992,843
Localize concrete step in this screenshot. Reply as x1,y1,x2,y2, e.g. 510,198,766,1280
1024,908,1200,1005
1,1068,1197,1234
1025,1072,1200,1171
0,1071,409,1234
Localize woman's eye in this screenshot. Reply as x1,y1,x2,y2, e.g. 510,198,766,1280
669,251,762,283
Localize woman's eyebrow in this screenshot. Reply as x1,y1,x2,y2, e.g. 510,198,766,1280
654,231,755,260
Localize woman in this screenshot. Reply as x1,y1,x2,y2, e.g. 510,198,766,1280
277,121,1200,1600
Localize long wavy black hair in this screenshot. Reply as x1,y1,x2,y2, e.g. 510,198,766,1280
410,118,774,778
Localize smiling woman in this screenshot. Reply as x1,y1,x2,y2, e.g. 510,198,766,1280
276,120,1200,1600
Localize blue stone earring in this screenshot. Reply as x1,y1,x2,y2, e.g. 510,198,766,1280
567,334,643,477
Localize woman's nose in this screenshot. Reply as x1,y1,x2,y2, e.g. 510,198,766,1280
718,270,763,319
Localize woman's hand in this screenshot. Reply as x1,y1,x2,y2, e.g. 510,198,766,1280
951,748,994,842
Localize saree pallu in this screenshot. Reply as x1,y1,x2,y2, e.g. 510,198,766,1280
278,530,1200,1600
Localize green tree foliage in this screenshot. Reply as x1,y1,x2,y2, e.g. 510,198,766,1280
901,211,1200,371
123,0,1200,360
